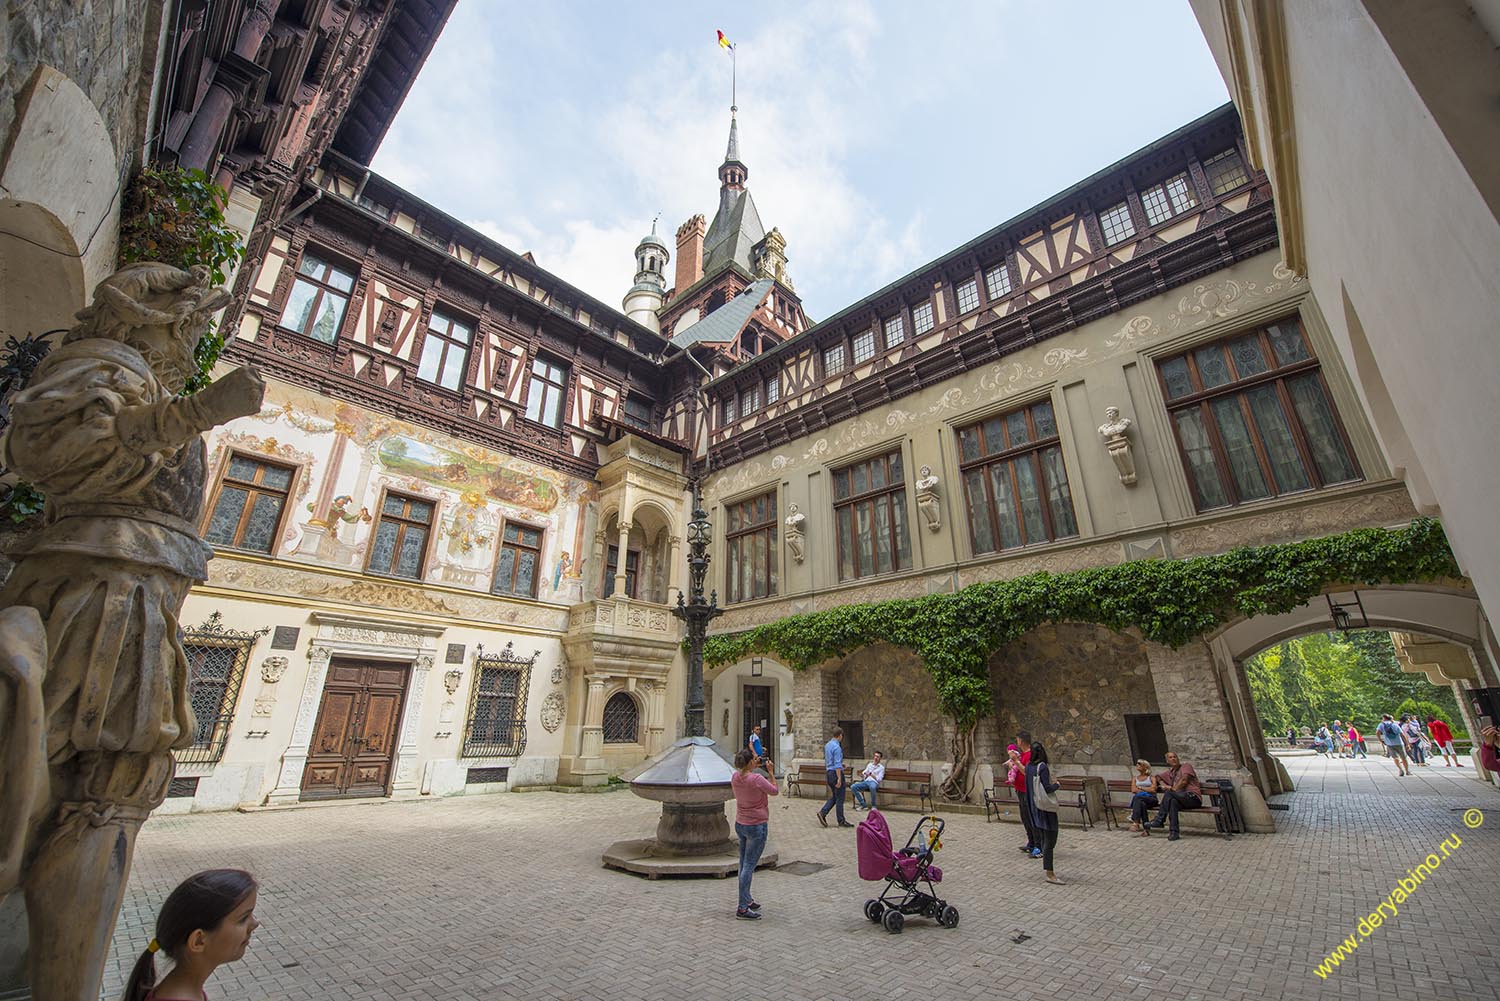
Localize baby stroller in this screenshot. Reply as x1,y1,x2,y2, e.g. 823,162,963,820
857,809,958,934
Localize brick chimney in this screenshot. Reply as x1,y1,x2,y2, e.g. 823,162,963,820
674,214,706,294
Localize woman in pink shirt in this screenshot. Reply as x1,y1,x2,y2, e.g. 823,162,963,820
731,747,779,920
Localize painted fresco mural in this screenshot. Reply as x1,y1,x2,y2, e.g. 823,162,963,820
208,380,595,603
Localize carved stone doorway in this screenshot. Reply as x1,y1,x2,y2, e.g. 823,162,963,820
300,660,408,799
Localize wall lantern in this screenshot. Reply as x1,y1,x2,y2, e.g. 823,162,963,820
1326,591,1368,635
751,657,763,678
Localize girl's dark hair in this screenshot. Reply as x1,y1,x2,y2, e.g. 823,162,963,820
733,748,755,769
1029,742,1049,765
121,869,258,1001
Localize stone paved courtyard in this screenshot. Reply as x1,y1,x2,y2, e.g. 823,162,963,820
103,755,1500,1000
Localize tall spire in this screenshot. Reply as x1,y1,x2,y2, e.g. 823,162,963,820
718,108,747,192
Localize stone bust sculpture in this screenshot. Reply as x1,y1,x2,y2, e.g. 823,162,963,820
1097,405,1138,485
784,503,806,563
0,263,266,1001
914,464,942,531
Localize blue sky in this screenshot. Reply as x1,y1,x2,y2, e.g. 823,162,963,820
373,2,1229,323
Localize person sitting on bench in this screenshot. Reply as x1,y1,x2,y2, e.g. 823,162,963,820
850,751,885,811
1145,751,1201,841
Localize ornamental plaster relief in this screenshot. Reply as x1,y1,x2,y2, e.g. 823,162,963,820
207,555,572,631
1168,484,1417,558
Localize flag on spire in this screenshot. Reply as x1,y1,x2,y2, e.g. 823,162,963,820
717,29,734,51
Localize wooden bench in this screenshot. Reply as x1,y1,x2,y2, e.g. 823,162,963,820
983,777,1091,828
869,768,933,813
1101,777,1234,837
786,763,850,798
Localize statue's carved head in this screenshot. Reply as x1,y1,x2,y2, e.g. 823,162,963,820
68,263,231,392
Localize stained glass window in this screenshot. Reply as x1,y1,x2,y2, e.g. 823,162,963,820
369,493,433,579
493,523,543,598
203,454,294,554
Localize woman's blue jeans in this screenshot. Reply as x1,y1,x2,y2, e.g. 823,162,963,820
735,821,768,909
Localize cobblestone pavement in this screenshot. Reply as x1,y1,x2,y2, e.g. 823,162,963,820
104,757,1500,1001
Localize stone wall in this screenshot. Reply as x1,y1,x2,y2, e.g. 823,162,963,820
1,1,165,166
1143,639,1239,770
834,644,947,763
791,666,839,759
987,623,1159,768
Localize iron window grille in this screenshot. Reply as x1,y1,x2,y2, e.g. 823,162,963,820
177,613,266,766
462,643,537,758
602,691,640,743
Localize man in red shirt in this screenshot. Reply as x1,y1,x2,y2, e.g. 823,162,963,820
1146,751,1201,841
1014,731,1038,856
1427,716,1462,767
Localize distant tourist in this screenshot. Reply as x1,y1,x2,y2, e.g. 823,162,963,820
121,869,259,1001
1026,742,1064,883
1427,716,1461,768
817,725,852,828
1128,758,1161,834
1478,725,1500,773
1014,730,1038,856
748,724,765,760
850,750,886,811
1286,727,1297,748
1347,722,1368,759
1330,720,1347,757
1314,723,1332,755
1401,715,1429,766
1145,751,1201,841
1375,714,1411,777
1006,744,1039,856
730,747,778,920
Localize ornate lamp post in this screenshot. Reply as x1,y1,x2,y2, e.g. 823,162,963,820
673,486,722,738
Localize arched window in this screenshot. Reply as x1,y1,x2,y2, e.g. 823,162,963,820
602,692,640,743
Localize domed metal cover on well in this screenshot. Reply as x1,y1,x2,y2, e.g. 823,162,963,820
623,736,736,803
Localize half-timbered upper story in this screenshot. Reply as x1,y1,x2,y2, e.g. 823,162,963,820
701,104,1274,468
223,153,673,482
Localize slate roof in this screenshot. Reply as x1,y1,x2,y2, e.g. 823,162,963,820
670,279,773,348
702,188,765,276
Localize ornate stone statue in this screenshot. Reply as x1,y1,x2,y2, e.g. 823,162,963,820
784,503,806,563
0,263,265,1001
915,464,942,531
1097,405,1137,486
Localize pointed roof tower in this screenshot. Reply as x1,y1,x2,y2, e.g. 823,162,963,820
702,108,765,277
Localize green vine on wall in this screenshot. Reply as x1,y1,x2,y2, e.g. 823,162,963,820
703,518,1461,729
117,165,244,394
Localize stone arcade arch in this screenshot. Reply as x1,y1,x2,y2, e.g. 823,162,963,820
1206,583,1500,799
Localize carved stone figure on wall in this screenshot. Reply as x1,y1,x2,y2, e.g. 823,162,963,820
784,503,806,563
0,263,265,1001
1098,406,1137,486
915,465,942,531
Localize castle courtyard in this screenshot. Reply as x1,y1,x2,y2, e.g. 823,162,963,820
105,755,1500,1001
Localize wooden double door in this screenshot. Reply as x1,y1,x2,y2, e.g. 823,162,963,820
301,659,408,800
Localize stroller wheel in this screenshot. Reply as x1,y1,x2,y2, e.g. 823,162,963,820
939,904,960,929
882,909,905,934
863,899,885,924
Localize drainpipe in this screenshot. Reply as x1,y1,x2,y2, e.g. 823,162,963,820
179,0,284,171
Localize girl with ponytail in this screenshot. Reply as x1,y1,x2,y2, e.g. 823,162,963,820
121,869,259,1001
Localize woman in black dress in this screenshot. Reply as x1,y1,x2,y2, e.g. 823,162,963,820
1026,742,1065,885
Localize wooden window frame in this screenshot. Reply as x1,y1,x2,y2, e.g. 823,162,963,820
831,449,911,582
1140,171,1198,226
725,490,778,604
416,309,473,392
741,384,761,415
722,393,738,426
955,278,981,314
492,519,545,599
822,342,846,377
201,451,297,555
277,248,356,344
1203,148,1250,196
601,544,641,600
1099,200,1136,246
1155,318,1363,512
765,374,780,405
911,300,935,335
957,399,1078,554
851,328,876,365
524,356,569,429
984,262,1013,301
366,489,437,579
883,314,906,349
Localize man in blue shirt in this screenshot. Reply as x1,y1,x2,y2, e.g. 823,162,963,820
817,726,853,827
748,725,765,759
